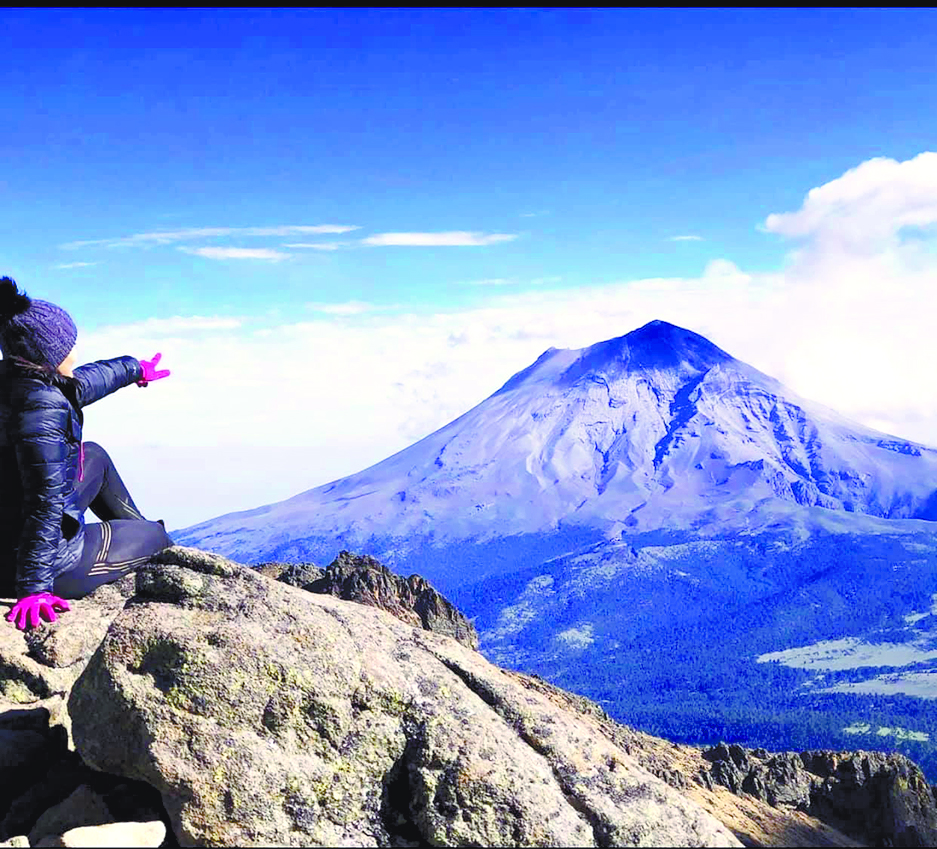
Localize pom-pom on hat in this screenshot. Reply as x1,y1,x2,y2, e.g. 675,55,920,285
0,277,77,371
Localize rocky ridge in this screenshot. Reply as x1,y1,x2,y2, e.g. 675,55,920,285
0,546,934,846
256,550,478,650
700,741,937,847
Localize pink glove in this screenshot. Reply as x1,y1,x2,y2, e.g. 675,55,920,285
136,352,171,387
6,593,71,631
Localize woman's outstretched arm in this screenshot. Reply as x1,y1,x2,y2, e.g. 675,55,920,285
71,355,144,408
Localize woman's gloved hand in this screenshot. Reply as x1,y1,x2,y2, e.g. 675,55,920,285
136,352,171,387
5,592,71,631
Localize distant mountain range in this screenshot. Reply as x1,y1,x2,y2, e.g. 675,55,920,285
175,320,937,780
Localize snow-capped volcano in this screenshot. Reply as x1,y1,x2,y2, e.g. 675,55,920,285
174,320,937,776
178,320,937,553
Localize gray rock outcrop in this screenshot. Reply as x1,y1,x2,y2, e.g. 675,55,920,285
34,819,166,847
702,741,937,846
28,784,112,845
67,546,737,847
255,561,324,588
0,729,170,848
272,550,480,651
5,543,937,847
0,575,135,754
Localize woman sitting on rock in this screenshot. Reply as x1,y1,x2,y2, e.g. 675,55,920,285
0,277,174,631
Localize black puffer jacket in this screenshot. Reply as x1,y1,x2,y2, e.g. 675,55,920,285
0,355,143,597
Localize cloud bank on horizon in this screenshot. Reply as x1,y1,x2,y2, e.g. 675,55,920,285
55,151,936,531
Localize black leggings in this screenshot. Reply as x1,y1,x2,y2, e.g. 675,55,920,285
52,441,173,599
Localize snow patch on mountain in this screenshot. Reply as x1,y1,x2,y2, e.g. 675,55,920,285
485,573,556,643
821,672,937,700
905,594,937,624
555,623,595,650
844,723,930,742
757,637,937,670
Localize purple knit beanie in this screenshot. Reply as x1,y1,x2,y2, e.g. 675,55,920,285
0,277,78,371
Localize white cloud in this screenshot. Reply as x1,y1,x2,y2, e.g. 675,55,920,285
304,301,381,316
179,247,291,261
361,231,518,247
54,261,99,269
669,235,704,242
282,242,345,250
702,258,750,281
105,315,244,333
61,225,359,250
461,276,561,287
520,210,550,218
742,152,937,432
73,153,937,530
763,151,937,251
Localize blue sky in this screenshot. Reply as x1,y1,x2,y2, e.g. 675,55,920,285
3,9,937,529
